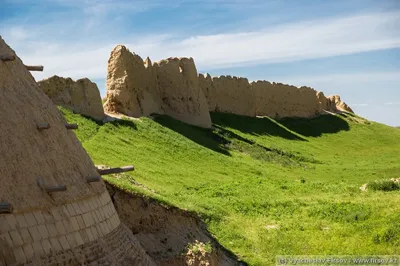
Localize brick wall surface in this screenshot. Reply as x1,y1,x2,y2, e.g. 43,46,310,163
0,190,121,265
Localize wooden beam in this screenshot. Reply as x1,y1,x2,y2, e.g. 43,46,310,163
37,177,67,193
0,55,15,61
37,123,50,130
45,185,67,193
65,123,78,130
25,65,44,71
0,203,13,214
86,176,102,183
97,165,135,175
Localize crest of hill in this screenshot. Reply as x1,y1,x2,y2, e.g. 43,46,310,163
38,75,106,121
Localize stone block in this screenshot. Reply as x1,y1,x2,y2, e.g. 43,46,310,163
15,214,28,228
37,224,49,239
19,228,32,243
70,216,80,231
63,220,74,234
76,215,86,230
66,233,77,248
82,212,94,227
5,214,17,231
0,232,13,247
55,221,66,235
73,231,84,246
49,238,63,252
9,230,24,246
33,211,45,225
13,246,26,265
31,241,44,257
50,207,64,221
22,244,34,261
46,223,58,238
28,226,41,242
41,239,52,254
58,235,70,250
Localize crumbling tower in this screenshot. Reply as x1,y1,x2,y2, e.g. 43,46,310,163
0,36,155,265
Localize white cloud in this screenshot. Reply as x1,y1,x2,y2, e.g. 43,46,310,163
1,11,399,81
383,102,400,105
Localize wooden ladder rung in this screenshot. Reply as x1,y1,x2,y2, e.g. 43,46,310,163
0,202,13,214
97,165,135,175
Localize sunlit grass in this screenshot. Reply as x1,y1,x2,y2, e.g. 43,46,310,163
61,107,400,265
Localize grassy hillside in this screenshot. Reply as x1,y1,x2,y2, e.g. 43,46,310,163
62,108,400,265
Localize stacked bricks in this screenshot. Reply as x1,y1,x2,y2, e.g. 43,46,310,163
0,190,120,265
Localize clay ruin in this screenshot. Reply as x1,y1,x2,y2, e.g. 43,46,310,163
104,45,212,128
38,75,106,121
0,37,155,265
104,46,353,125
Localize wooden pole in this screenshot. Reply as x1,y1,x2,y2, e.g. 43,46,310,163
0,55,15,61
65,123,78,130
97,165,135,175
37,123,50,130
36,177,67,193
0,203,13,214
86,176,101,183
25,65,44,71
45,185,67,193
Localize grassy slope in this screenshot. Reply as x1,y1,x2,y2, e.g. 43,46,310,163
62,108,400,265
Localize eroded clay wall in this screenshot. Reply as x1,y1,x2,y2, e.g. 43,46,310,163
252,81,321,118
154,57,212,128
105,46,211,128
199,74,256,117
199,74,353,118
104,45,163,118
38,75,106,121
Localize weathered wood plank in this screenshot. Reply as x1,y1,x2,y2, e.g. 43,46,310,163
97,165,135,175
0,203,13,214
45,185,67,193
25,65,44,71
65,123,78,130
0,55,15,61
86,176,102,183
37,123,50,130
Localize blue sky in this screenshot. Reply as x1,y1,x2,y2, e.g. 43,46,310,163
1,0,399,126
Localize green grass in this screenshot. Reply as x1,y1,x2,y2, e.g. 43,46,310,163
60,107,400,265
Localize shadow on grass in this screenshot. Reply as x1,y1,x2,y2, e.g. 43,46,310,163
109,117,138,130
212,112,350,138
279,114,350,137
211,112,307,141
154,115,231,156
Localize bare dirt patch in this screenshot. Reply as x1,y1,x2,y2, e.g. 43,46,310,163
106,183,245,266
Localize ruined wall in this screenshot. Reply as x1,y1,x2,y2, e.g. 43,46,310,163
252,81,321,118
199,74,353,118
327,95,354,113
104,45,163,118
0,36,155,265
199,74,256,117
105,46,211,128
154,57,212,128
38,76,106,121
